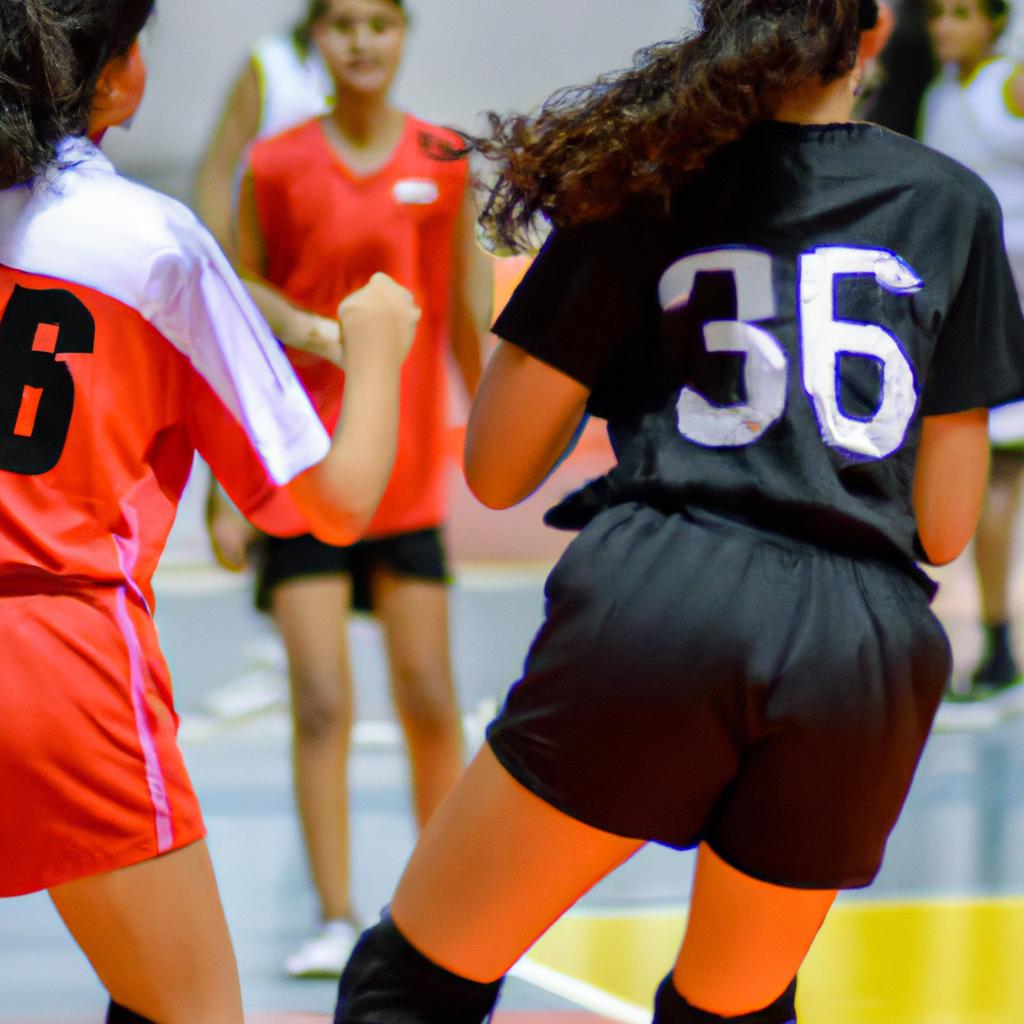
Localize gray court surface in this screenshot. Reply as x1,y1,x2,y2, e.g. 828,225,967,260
2,552,1024,1019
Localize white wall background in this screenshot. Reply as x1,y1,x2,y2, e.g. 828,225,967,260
106,0,696,198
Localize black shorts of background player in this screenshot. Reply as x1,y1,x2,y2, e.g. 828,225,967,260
331,0,1024,1021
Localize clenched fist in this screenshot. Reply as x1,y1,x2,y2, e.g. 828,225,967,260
338,272,421,369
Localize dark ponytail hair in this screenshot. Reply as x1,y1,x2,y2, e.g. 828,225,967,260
0,0,154,188
472,0,875,251
0,0,155,189
294,0,327,51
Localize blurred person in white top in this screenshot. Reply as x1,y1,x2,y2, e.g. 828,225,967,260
921,0,1024,701
193,4,333,255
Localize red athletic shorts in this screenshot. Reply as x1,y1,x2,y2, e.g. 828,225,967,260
0,582,205,896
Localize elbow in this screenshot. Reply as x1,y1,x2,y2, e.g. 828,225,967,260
916,515,975,566
917,531,971,567
302,504,370,547
287,471,380,546
310,521,365,547
914,490,985,566
466,473,520,510
464,452,527,510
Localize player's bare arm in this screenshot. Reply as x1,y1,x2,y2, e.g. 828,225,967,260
914,407,991,564
288,272,420,544
236,167,345,366
465,340,588,509
1008,64,1024,115
193,60,262,256
449,183,493,399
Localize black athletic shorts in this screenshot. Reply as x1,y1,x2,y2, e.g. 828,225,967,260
486,502,951,890
255,528,449,614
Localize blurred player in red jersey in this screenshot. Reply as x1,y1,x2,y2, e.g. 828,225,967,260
0,2,418,1020
202,0,492,978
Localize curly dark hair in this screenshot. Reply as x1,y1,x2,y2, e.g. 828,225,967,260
472,0,877,251
0,0,155,189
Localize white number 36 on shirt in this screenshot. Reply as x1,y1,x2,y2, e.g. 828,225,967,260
658,245,924,460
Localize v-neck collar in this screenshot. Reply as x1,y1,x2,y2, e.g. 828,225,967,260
317,113,412,184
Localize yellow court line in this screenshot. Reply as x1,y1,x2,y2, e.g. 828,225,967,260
526,897,1024,1023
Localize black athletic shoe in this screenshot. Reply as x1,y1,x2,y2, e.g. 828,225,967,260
971,648,1022,690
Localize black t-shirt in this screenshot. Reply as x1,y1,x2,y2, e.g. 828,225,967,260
493,122,1024,565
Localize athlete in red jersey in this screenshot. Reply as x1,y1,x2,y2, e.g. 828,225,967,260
0,3,417,1020
248,111,470,537
204,0,492,978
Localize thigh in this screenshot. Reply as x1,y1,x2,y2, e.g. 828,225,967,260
50,840,243,1023
392,744,644,983
271,574,354,700
673,843,836,1017
988,446,1024,488
368,528,453,690
373,571,452,687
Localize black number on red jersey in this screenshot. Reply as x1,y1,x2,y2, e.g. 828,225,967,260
0,285,95,475
660,246,923,460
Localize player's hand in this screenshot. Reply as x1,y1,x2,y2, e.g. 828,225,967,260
205,486,259,572
337,273,420,369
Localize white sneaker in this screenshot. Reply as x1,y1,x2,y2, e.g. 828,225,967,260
285,919,359,978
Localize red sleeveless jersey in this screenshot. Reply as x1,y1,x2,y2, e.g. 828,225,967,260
250,115,469,537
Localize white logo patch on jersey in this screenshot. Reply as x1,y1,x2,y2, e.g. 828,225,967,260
393,179,440,206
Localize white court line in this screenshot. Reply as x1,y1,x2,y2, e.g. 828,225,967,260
152,562,551,595
511,959,648,1024
179,708,490,746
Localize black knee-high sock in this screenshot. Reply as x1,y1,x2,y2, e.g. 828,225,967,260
334,914,503,1024
652,974,797,1023
106,1002,157,1024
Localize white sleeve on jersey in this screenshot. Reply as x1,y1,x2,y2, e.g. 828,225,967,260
143,226,330,485
0,137,330,484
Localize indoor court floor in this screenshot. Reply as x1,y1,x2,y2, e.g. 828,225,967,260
3,515,1024,1023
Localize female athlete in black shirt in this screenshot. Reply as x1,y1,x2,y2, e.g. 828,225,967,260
334,0,1024,1020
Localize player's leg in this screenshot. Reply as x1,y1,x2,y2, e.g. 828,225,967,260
372,552,463,826
972,449,1024,688
661,545,949,1022
334,743,644,1022
271,570,360,973
49,840,243,1024
652,843,835,1022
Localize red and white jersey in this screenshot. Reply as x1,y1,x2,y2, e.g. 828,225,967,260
0,137,328,603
